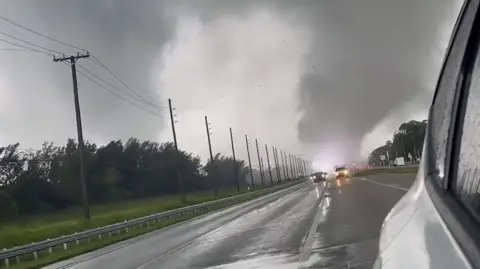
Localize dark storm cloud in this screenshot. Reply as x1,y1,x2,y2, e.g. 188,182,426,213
294,0,462,161
0,0,173,147
0,0,462,167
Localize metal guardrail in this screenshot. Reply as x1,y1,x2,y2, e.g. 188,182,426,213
0,180,305,267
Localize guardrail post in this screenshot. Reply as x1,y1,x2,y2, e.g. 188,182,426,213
15,256,20,264
76,239,80,245
33,251,38,260
63,243,68,250
98,234,102,239
109,231,112,236
4,258,9,267
49,246,52,253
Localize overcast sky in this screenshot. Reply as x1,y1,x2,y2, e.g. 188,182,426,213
0,0,463,170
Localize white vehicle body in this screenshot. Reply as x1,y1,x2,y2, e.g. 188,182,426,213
374,157,471,269
375,0,480,268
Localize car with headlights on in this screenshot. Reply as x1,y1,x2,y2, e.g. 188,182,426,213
334,166,349,179
311,172,327,182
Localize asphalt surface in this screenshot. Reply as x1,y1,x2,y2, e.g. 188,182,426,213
45,173,416,269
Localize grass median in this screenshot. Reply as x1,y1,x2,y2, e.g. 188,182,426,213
353,166,418,177
0,180,302,269
0,187,253,250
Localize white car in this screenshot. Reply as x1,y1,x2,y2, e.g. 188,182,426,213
375,0,480,268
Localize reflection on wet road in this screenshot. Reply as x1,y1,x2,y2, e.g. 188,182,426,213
46,174,415,269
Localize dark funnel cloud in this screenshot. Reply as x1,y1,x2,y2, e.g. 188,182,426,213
294,0,462,164
0,0,462,169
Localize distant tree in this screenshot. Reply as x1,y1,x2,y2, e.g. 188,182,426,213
204,153,249,190
0,143,23,187
0,137,259,219
368,120,427,166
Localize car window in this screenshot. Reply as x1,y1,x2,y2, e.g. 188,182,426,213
452,37,480,219
429,0,477,186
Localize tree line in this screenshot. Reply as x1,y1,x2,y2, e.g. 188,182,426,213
368,120,427,166
0,138,287,219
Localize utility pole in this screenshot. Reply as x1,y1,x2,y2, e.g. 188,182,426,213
276,148,282,182
245,135,254,188
265,144,273,185
289,154,294,179
230,128,240,192
298,157,302,177
54,53,90,221
260,157,265,184
169,99,185,202
297,157,301,177
273,147,281,183
205,116,217,196
294,156,299,177
290,154,297,178
255,139,264,187
284,151,290,180
304,159,308,175
300,158,304,176
168,99,178,149
272,147,278,183
280,150,287,181
289,154,295,179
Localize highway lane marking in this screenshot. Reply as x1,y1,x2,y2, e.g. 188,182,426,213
135,234,203,269
298,186,326,264
50,183,307,269
358,177,408,191
135,183,311,269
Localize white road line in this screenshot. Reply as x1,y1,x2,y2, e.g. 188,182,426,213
135,184,309,269
298,187,326,263
358,177,408,191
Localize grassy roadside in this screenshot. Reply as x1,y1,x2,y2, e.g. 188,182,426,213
353,166,418,177
0,180,302,269
0,187,255,249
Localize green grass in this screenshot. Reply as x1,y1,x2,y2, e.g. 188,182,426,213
353,166,418,177
5,214,193,269
0,181,298,269
0,185,270,250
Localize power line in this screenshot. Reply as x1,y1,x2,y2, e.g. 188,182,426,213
0,48,33,52
77,64,165,111
0,15,167,112
89,55,165,109
0,39,53,56
71,63,164,118
0,30,63,55
1,40,163,118
0,15,86,52
0,15,161,109
78,70,164,118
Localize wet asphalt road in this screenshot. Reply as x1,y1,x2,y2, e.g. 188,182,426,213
45,173,416,269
